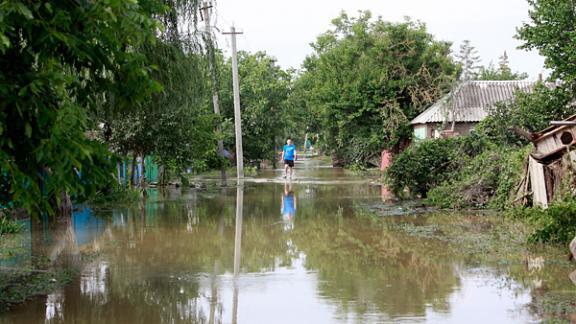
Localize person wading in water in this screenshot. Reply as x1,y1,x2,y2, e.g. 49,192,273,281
280,138,297,179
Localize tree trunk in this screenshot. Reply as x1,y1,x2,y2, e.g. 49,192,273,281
159,165,165,186
272,136,277,169
116,161,122,186
59,192,72,216
130,154,137,187
140,154,146,188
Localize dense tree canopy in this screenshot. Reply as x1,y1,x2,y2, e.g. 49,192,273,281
294,11,458,166
105,44,215,173
518,0,576,89
218,51,291,166
0,1,167,214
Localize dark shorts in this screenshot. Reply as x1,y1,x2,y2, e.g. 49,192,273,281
284,159,294,167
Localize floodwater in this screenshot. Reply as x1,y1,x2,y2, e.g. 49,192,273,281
1,159,575,323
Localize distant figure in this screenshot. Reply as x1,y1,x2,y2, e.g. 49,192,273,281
280,138,297,179
281,182,296,226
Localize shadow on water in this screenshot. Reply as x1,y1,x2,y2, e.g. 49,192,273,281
1,160,575,323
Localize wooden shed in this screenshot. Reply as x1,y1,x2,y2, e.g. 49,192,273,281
516,115,576,208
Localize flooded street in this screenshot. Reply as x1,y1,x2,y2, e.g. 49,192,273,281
1,159,574,323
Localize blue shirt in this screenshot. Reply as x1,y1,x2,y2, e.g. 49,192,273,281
282,193,296,217
283,144,296,160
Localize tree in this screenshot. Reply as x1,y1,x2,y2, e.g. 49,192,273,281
456,40,481,81
478,51,529,80
295,11,458,166
284,69,323,148
0,1,166,215
218,51,291,166
517,0,576,90
105,42,215,181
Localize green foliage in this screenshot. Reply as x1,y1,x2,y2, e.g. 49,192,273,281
107,43,215,172
386,138,467,198
388,128,529,209
296,11,458,166
88,185,141,206
508,199,576,244
478,83,573,146
427,146,530,209
284,71,322,147
456,40,481,81
478,51,529,81
517,0,576,88
0,216,23,235
0,0,166,215
219,51,291,165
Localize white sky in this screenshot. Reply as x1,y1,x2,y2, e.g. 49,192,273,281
213,0,546,79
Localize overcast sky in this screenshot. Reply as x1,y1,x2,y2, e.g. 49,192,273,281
213,0,546,79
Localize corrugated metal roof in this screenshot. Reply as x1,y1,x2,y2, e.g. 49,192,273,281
410,80,537,125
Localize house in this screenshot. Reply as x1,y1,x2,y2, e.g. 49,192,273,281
410,80,538,140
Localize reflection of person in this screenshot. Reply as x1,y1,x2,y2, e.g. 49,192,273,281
280,138,297,179
281,182,296,221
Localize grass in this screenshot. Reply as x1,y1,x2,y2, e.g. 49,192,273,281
88,186,141,206
535,293,576,324
0,217,23,236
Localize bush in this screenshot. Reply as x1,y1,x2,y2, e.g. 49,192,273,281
427,146,530,209
508,199,576,244
88,186,141,206
385,137,468,198
0,216,23,235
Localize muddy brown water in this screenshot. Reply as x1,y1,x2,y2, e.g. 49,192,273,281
1,159,574,323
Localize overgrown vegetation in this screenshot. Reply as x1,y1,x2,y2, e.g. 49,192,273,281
508,199,576,244
427,146,530,209
218,51,292,166
294,11,458,167
0,266,77,312
87,186,141,206
386,0,576,245
386,137,470,198
0,215,22,235
0,1,299,215
0,0,168,216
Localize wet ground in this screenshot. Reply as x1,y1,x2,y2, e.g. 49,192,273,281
1,159,575,323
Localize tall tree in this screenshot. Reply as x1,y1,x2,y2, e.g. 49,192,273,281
218,51,291,166
478,51,528,80
517,0,576,91
0,1,165,215
296,11,458,166
456,40,481,81
100,1,219,182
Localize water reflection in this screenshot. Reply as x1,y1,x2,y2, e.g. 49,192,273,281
232,183,243,324
2,170,574,323
45,291,64,322
281,181,296,231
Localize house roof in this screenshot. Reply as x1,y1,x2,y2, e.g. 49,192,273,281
410,80,537,125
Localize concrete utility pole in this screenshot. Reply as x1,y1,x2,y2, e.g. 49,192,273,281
223,27,244,179
201,1,227,181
